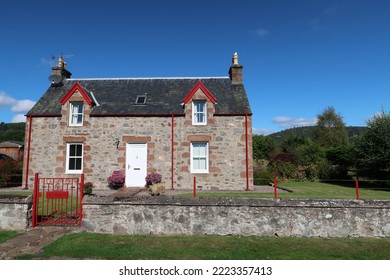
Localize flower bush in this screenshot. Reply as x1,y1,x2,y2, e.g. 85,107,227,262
0,159,22,188
107,170,125,189
145,172,162,186
83,182,93,195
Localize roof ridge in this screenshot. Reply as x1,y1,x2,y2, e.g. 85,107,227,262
68,77,229,81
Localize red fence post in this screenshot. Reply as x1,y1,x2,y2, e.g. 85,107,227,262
193,176,197,198
274,178,278,200
355,178,360,200
32,173,39,228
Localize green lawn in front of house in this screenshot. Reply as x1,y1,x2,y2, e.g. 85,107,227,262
179,181,390,200
14,232,390,260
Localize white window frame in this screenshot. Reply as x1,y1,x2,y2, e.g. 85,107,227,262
190,142,209,173
69,102,84,126
66,143,83,174
192,101,207,125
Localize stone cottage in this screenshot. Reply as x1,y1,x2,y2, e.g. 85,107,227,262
0,141,24,160
22,53,253,190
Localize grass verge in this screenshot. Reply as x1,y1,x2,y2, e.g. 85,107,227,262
0,230,21,244
14,233,390,260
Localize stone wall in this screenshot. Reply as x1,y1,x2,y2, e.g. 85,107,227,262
0,195,31,231
82,197,390,237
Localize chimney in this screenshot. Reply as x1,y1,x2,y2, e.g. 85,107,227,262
229,52,243,84
49,56,72,86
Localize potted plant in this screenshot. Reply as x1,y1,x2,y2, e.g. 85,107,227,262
83,182,94,195
107,170,125,190
145,172,165,196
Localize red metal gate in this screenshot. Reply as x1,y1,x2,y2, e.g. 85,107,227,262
32,173,84,227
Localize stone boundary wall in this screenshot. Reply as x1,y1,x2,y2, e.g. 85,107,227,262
0,195,32,231
82,196,390,238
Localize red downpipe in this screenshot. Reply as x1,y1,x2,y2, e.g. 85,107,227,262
171,113,175,190
24,116,33,189
245,113,249,191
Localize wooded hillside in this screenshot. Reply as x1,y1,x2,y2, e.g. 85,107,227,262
0,122,25,142
268,126,367,146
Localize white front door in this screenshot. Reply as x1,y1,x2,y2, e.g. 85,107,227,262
126,143,147,187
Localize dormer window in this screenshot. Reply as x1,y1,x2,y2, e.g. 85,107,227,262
192,101,207,125
69,102,84,126
135,95,147,104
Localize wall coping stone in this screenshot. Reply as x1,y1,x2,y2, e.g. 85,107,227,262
82,195,390,209
0,195,32,204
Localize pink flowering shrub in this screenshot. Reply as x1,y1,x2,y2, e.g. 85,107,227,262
107,170,125,189
145,172,162,186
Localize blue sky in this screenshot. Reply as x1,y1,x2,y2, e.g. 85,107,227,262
0,0,389,135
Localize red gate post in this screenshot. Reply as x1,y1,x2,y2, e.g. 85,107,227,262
274,178,278,200
355,178,360,200
79,173,84,226
193,176,197,198
32,173,39,228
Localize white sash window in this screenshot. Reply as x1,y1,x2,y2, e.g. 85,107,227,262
69,102,84,126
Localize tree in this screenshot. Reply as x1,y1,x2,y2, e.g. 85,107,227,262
356,111,390,179
252,135,276,160
281,134,309,153
313,106,349,147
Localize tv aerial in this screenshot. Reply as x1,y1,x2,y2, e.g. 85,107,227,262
48,53,72,86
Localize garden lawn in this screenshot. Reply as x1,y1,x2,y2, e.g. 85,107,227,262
14,233,390,260
181,181,390,200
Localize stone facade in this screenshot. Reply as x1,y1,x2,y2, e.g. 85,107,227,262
22,89,253,190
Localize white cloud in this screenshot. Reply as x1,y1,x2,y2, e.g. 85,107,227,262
250,28,270,37
11,114,26,123
273,116,317,129
11,99,36,112
0,91,16,106
253,128,275,136
255,28,270,37
0,90,35,122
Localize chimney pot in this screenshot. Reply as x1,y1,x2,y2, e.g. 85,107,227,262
229,52,243,84
50,56,72,86
58,56,64,68
232,52,239,65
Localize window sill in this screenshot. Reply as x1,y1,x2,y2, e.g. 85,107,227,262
65,170,83,175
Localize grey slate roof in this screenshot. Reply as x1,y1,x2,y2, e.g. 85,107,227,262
27,77,252,116
0,141,24,148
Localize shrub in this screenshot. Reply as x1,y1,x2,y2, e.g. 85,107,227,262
83,182,93,195
145,172,162,186
107,170,125,189
0,160,22,188
254,169,274,186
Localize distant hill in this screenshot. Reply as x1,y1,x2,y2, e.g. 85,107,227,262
268,126,367,146
0,122,26,142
